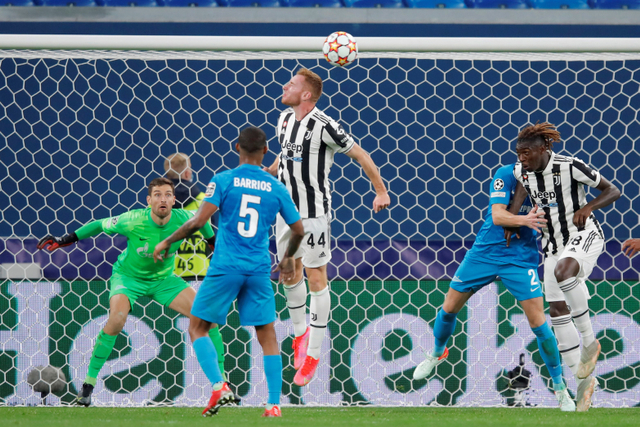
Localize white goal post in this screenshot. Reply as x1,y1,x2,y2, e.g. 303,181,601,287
0,35,639,408
3,34,640,52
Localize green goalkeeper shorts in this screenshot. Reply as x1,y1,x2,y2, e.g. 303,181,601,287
109,272,189,309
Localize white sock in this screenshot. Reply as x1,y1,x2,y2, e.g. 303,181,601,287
284,278,308,337
551,314,582,384
558,277,595,347
307,286,330,359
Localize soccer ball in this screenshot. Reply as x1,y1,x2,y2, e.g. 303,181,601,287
322,32,358,67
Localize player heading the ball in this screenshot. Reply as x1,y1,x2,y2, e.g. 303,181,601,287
264,68,391,387
37,178,226,407
513,122,620,410
154,126,304,418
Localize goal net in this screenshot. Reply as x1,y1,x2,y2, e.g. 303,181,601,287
1,36,639,408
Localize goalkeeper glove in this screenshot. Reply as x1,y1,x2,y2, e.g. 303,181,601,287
37,233,79,252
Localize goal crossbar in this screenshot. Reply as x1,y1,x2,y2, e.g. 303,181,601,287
2,34,640,53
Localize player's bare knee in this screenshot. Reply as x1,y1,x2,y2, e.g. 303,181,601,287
188,318,210,341
308,279,327,293
526,313,546,329
554,259,579,283
284,273,303,287
105,313,126,334
549,301,570,317
255,323,278,354
554,266,569,283
255,323,276,340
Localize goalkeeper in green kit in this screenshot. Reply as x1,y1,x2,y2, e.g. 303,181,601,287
37,177,226,406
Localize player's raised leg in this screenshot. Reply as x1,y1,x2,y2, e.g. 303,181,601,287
281,257,310,370
78,293,131,406
413,287,471,380
554,257,600,379
168,286,228,381
548,298,597,411
294,264,329,386
544,256,586,386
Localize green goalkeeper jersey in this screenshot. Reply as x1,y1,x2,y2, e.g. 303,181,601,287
75,208,214,281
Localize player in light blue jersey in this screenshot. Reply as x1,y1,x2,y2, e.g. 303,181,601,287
154,127,304,418
412,164,577,411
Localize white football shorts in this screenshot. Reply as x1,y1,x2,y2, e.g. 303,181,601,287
543,229,604,303
276,213,331,269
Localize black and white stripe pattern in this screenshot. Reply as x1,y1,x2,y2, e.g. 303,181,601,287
550,314,581,353
551,314,573,327
558,278,580,292
582,230,598,253
276,107,356,218
514,152,603,255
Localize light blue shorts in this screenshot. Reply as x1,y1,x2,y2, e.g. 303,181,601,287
450,256,543,302
191,273,276,326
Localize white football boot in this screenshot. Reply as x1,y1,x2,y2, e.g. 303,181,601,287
413,347,449,380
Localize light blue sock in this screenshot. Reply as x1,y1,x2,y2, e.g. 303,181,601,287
532,323,564,387
433,309,458,357
263,355,282,405
193,336,224,386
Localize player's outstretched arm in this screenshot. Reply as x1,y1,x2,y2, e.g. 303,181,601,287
153,201,218,262
622,238,640,258
345,144,390,213
37,219,106,252
274,219,304,283
493,204,547,233
573,176,621,228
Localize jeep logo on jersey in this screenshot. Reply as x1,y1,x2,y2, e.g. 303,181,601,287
281,141,303,153
493,179,504,191
531,190,556,200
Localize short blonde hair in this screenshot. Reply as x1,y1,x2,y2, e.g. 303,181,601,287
297,68,323,103
164,153,190,179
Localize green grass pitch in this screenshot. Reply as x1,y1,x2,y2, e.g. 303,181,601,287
3,407,640,427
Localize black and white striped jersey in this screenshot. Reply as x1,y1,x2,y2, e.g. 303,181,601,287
513,152,604,255
276,107,356,219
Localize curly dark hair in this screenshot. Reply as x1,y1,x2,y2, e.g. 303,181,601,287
517,122,561,151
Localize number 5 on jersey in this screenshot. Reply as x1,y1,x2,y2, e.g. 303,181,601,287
238,194,261,238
